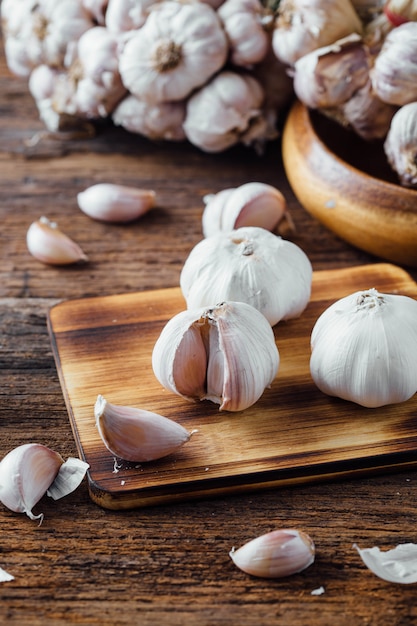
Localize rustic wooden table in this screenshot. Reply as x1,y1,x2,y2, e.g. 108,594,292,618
1,32,417,626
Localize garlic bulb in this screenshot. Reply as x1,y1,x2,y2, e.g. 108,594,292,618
26,216,88,265
183,71,270,153
152,301,279,412
310,289,417,408
202,183,288,237
118,1,228,104
218,0,272,68
272,0,363,67
112,93,186,142
230,529,315,578
384,102,417,188
0,443,89,522
180,227,312,326
371,22,417,106
94,395,194,462
77,183,156,222
355,542,417,584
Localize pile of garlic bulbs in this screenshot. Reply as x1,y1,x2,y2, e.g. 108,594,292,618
2,0,417,183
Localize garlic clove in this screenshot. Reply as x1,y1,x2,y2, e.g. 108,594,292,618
202,183,288,237
230,529,315,578
354,543,417,584
26,216,88,265
152,301,280,412
0,443,64,522
77,183,156,222
94,395,195,462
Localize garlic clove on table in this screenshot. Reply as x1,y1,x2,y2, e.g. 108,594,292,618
94,395,195,462
230,529,315,578
152,300,280,412
77,183,156,222
26,216,88,265
180,226,312,326
310,288,417,408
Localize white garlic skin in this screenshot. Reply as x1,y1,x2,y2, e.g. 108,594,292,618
152,301,279,412
230,529,315,578
94,395,193,462
180,227,312,326
310,289,417,408
0,443,63,522
384,102,417,188
202,183,287,238
26,216,88,265
77,184,156,222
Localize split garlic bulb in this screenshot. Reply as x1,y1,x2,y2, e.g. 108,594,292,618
118,1,228,104
384,102,417,188
152,301,279,412
272,0,363,67
310,289,417,408
180,227,312,326
371,22,417,106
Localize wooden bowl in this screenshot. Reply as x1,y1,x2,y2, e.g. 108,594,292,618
282,100,417,268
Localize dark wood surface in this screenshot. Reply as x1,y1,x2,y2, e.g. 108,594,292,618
2,29,417,626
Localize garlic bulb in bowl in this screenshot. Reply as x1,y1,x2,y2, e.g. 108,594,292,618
310,288,417,408
152,301,279,412
180,227,312,326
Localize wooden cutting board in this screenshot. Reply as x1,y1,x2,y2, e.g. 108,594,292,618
47,263,417,510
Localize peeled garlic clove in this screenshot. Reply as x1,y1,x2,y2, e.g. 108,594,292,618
26,216,88,265
94,395,194,462
180,226,312,326
0,443,64,522
152,301,280,412
310,289,417,407
230,529,315,578
202,183,288,237
77,183,156,223
354,543,417,584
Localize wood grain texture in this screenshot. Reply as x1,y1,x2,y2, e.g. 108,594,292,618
282,101,417,268
3,26,417,626
47,264,417,510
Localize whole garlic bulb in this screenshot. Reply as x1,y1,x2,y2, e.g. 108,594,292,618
272,0,363,67
384,102,417,188
310,288,417,408
152,301,279,412
183,71,270,153
180,226,312,326
118,1,228,104
371,22,417,106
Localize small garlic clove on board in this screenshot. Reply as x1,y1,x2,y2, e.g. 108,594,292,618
230,529,315,578
152,301,280,412
26,216,88,265
77,183,156,222
0,444,89,523
94,395,194,462
202,183,288,237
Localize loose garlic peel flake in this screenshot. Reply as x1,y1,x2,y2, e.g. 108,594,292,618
152,301,280,412
354,543,417,584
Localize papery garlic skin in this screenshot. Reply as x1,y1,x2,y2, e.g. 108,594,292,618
26,216,88,265
310,289,417,408
384,102,417,188
272,0,363,67
94,395,193,462
180,227,312,326
218,0,271,67
112,94,186,142
183,71,270,153
118,1,228,104
230,529,315,578
355,542,417,584
77,184,156,222
371,23,417,106
152,301,279,412
202,183,287,237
